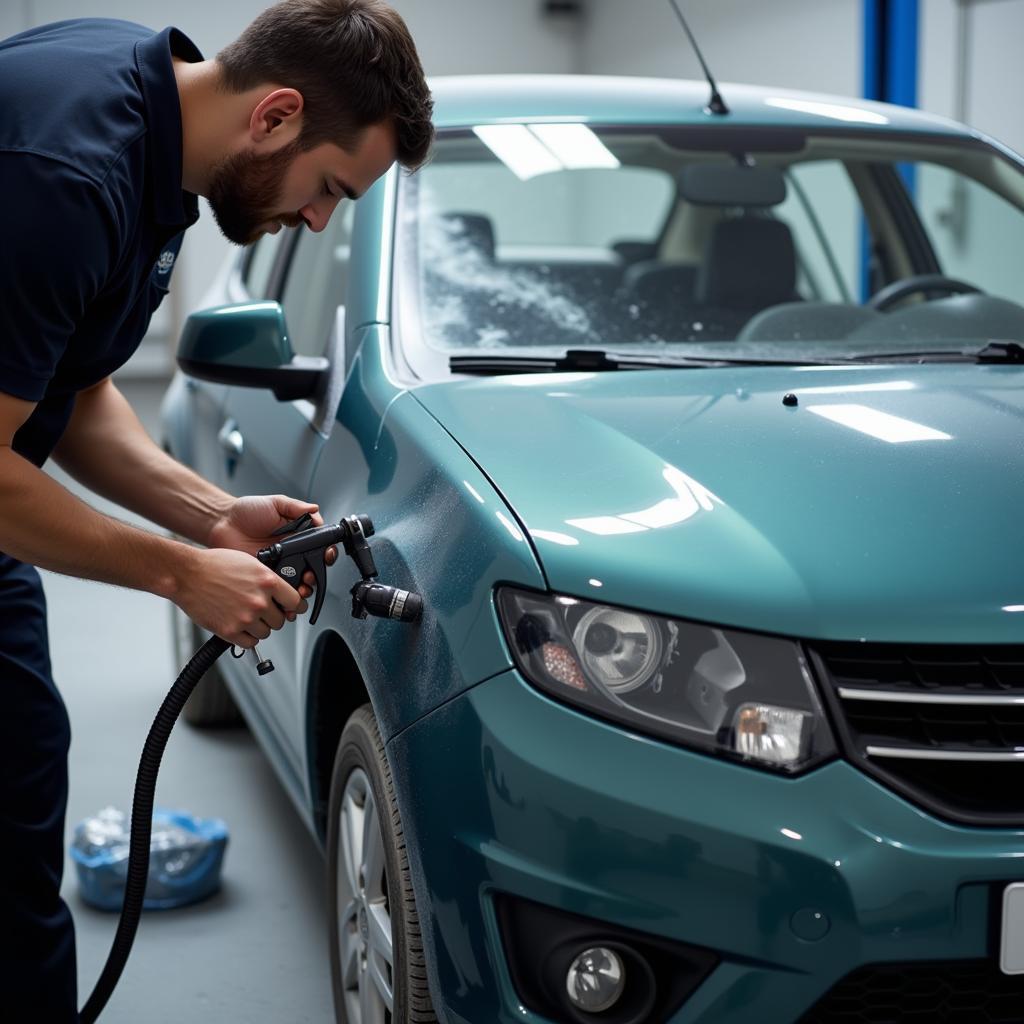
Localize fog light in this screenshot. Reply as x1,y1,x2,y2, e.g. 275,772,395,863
566,946,625,1013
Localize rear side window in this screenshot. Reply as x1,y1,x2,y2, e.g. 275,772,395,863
280,202,356,358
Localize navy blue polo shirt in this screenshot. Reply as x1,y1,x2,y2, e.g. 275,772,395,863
0,19,202,466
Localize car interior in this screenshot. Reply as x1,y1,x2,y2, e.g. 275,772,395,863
411,129,1024,360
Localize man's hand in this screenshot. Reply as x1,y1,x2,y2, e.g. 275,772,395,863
173,547,306,648
207,495,338,620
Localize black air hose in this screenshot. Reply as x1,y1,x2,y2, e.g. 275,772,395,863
80,635,230,1024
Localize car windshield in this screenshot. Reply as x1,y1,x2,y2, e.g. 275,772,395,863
397,124,1024,370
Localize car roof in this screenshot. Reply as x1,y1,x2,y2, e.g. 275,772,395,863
427,74,975,140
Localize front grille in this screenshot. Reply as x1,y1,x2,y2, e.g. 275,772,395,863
798,960,1024,1023
810,642,1024,826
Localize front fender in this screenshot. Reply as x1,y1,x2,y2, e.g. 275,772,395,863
306,331,547,743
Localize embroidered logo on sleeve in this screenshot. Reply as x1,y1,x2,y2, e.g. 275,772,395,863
155,251,177,275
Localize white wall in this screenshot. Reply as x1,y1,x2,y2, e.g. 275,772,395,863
920,0,1024,154
579,0,862,97
917,0,1024,308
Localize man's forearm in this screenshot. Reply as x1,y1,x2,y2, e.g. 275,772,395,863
52,378,233,546
0,444,195,598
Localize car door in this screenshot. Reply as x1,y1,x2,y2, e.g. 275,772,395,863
185,226,290,491
217,203,357,765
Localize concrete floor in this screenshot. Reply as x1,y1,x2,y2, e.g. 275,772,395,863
45,379,334,1023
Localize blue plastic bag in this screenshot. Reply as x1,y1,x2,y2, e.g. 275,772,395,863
71,806,229,911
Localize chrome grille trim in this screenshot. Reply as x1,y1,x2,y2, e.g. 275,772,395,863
812,641,1024,825
866,745,1024,762
839,687,1024,706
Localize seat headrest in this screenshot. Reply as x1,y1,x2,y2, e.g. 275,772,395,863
438,211,496,262
696,217,796,310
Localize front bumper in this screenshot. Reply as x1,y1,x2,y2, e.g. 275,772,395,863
386,668,1024,1023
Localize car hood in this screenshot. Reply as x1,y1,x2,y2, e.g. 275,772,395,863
412,364,1024,643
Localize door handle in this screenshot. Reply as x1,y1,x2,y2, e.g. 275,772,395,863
217,419,244,458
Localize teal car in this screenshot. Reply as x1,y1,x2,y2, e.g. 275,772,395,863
162,75,1024,1024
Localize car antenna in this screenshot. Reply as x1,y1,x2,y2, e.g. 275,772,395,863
665,0,730,116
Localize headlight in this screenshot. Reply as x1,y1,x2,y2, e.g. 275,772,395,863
572,606,663,694
497,587,835,773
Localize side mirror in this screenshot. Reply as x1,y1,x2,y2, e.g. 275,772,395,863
177,301,328,402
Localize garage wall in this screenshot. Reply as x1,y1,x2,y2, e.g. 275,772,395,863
578,0,862,96
920,0,1024,154
917,0,1024,314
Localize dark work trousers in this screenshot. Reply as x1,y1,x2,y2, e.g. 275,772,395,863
0,552,78,1021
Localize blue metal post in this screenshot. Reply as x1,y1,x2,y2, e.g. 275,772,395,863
861,0,919,298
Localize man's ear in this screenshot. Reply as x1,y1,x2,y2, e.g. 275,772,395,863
250,88,304,146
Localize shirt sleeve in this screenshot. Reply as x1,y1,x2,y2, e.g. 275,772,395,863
0,152,115,401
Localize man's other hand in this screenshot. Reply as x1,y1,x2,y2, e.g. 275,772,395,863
207,494,338,619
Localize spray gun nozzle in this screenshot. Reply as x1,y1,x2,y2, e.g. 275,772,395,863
256,514,422,637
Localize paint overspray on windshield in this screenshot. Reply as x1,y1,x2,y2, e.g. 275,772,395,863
413,188,598,350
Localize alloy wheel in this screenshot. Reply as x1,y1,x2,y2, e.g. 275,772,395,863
336,767,394,1024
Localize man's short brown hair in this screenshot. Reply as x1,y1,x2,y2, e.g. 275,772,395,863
217,0,433,170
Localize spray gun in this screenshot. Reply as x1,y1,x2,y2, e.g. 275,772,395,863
234,511,422,675
79,510,421,1023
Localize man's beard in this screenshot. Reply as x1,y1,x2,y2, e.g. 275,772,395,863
207,138,306,246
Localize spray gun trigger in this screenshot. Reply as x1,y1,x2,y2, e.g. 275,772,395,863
273,550,329,625
308,556,328,625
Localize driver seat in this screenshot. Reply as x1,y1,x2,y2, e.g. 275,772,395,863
693,217,800,337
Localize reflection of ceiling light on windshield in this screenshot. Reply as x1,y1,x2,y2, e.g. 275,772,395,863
473,125,560,179
528,123,619,170
473,123,618,180
765,97,889,125
807,404,951,443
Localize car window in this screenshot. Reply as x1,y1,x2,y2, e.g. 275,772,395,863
399,126,1024,372
421,161,673,258
281,201,356,358
916,162,1024,306
243,232,286,299
776,160,860,303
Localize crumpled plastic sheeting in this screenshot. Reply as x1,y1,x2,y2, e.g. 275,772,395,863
70,806,228,911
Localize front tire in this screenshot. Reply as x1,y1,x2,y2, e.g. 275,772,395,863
327,705,436,1024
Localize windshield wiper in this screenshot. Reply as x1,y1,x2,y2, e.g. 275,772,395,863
450,349,834,375
976,342,1024,362
451,342,1024,375
848,342,1024,365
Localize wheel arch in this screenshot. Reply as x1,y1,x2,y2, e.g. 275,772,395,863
306,629,372,844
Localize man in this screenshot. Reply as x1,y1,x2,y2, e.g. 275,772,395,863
0,1,433,1018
